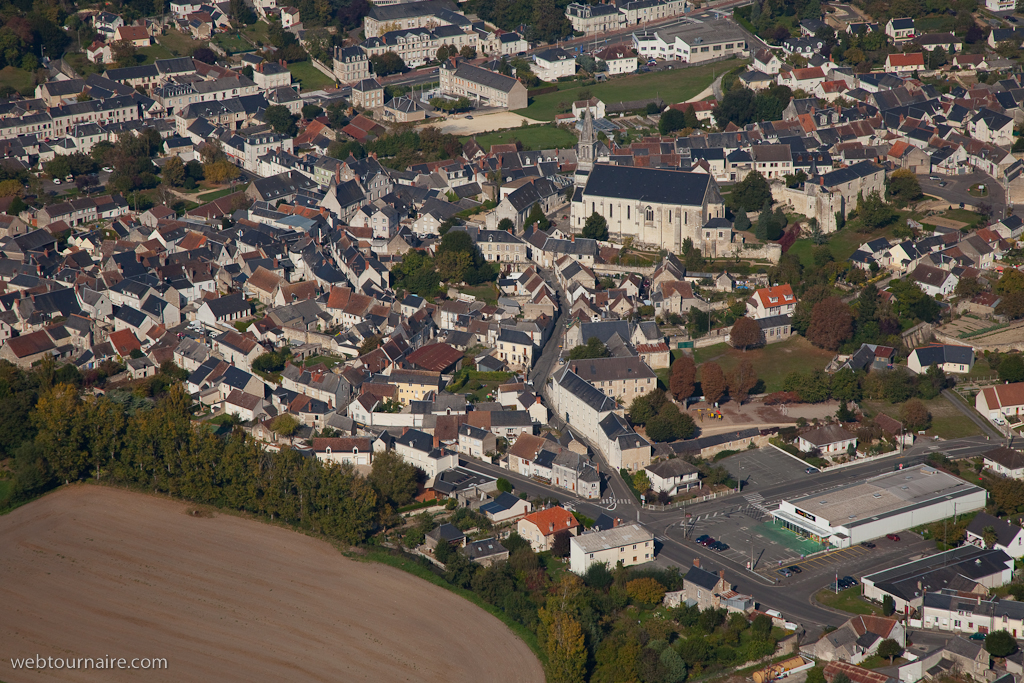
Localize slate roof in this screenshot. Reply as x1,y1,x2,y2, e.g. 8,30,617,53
582,164,712,205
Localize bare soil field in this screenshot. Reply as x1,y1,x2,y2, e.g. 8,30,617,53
0,485,544,683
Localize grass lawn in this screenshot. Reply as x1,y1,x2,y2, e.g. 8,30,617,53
786,238,814,269
942,208,985,227
0,478,12,510
158,29,205,56
303,355,344,369
138,44,175,64
465,124,577,152
213,32,252,54
241,21,271,47
693,336,836,393
0,66,35,96
864,396,982,440
288,60,335,91
65,52,104,77
198,185,247,202
860,655,909,669
459,283,498,305
815,587,882,615
514,59,739,121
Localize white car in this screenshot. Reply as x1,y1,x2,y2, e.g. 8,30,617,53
52,178,61,185
65,175,73,182
102,167,112,172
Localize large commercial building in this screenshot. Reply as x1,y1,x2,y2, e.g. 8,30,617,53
632,19,748,63
771,465,986,549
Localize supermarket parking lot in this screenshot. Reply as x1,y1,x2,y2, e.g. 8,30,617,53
720,446,810,492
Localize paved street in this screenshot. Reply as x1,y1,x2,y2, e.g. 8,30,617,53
917,171,1005,215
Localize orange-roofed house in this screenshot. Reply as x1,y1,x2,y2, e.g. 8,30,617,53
885,52,924,73
517,506,581,552
886,140,931,174
976,382,1024,421
108,328,142,358
779,66,825,90
115,25,151,46
746,284,797,319
815,79,849,102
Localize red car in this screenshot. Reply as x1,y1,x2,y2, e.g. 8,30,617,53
886,533,901,542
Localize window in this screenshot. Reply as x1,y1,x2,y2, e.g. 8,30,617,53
645,206,654,222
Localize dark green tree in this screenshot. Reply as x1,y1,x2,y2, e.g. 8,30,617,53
264,105,298,136
582,212,609,240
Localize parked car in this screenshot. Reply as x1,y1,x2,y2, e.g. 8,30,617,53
695,535,710,545
699,537,715,546
465,115,473,119
938,181,947,187
711,541,728,551
886,533,901,542
52,178,61,185
778,568,793,577
860,541,876,549
929,175,940,181
65,175,73,182
102,166,113,172
787,565,802,574
805,467,819,474
842,576,857,586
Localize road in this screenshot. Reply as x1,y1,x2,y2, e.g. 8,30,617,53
941,389,1003,440
917,171,1006,217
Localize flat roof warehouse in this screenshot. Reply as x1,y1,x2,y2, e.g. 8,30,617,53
771,465,986,548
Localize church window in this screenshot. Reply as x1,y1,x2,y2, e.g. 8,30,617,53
609,205,613,217
645,206,653,222
627,206,630,219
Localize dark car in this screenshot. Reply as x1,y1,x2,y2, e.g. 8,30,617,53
886,533,901,542
838,579,854,589
787,565,802,574
695,535,711,545
805,467,819,474
860,541,876,549
711,541,728,552
700,537,715,546
842,576,857,586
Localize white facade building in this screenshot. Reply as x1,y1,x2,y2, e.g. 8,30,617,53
569,523,655,574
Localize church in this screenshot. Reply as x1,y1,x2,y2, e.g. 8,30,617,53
570,108,730,254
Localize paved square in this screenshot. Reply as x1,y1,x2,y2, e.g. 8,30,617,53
719,446,810,492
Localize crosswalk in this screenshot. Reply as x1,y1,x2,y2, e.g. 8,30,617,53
744,492,764,504
601,497,634,506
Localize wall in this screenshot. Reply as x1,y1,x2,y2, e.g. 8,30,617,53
308,56,337,84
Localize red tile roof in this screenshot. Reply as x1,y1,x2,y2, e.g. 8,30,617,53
521,507,580,536
108,328,142,357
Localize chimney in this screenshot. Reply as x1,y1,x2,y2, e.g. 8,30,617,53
820,175,824,185
719,570,725,579
693,558,700,568
433,434,440,448
536,395,542,404
402,426,408,435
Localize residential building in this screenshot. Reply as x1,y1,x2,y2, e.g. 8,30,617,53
569,523,655,574
976,382,1024,420
457,423,496,458
746,284,796,319
564,356,657,405
566,2,626,35
438,59,528,110
518,506,581,552
682,559,730,610
631,20,747,63
595,45,638,75
350,78,384,109
362,0,468,39
645,458,699,495
965,512,1024,559
797,424,857,455
885,53,924,73
983,446,1024,479
333,46,370,84
907,344,975,374
804,615,906,664
885,17,915,44
532,48,576,81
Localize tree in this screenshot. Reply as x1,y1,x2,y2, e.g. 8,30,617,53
997,291,1024,320
632,470,652,492
955,276,983,300
495,477,513,493
436,44,451,62
192,47,217,64
435,250,472,282
714,87,756,128
730,316,762,351
999,354,1024,383
878,639,904,664
110,40,137,68
568,337,610,360
886,169,922,206
163,156,186,187
497,217,515,232
543,608,587,683
551,529,571,557
301,103,323,120
368,450,419,507
270,414,300,435
734,210,751,233
525,203,550,231
460,45,476,59
986,630,1018,658
264,105,298,136
900,398,931,431
659,107,688,135
370,52,407,76
670,355,696,402
996,268,1024,296
582,212,608,240
729,171,773,212
729,360,758,404
805,667,826,683
701,362,727,405
806,297,853,351
882,594,895,616
858,191,895,229
982,525,999,548
626,577,666,605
